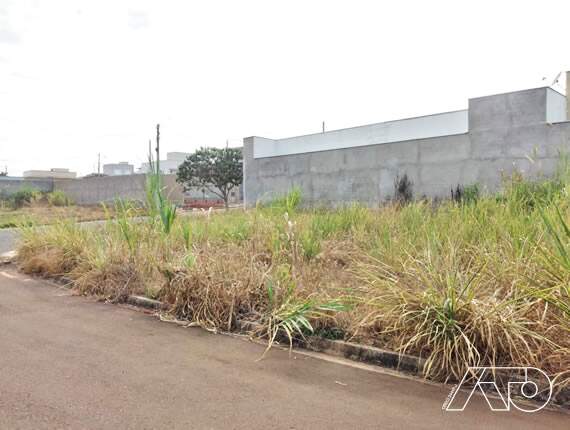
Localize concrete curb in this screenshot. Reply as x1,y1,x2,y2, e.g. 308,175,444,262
304,336,425,375
234,319,424,375
125,295,167,311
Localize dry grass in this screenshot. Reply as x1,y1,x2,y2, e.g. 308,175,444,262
158,244,269,330
73,262,144,302
18,247,71,276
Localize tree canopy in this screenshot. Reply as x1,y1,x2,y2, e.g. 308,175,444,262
176,147,242,208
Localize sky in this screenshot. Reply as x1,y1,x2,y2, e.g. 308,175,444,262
0,0,569,177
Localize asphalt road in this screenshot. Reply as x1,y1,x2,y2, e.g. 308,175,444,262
0,267,568,429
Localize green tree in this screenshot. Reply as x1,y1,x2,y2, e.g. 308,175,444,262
176,147,242,209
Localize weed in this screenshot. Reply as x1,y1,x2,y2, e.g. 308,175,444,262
300,231,321,260
265,187,302,214
261,271,346,356
394,174,413,204
146,145,177,234
451,184,480,205
181,222,192,250
115,200,137,257
47,190,72,207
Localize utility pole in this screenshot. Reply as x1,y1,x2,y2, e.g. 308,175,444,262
97,153,101,175
322,121,325,133
155,124,160,175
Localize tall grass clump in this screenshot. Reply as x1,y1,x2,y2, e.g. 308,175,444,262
47,190,73,207
536,207,570,318
501,170,563,212
18,220,89,276
114,200,138,257
146,150,177,234
357,247,562,380
262,186,302,214
261,269,347,355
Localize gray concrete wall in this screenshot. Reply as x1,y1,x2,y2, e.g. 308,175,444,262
53,174,241,206
244,87,570,207
0,177,54,197
54,174,185,205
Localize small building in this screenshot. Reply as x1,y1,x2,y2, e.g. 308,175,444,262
103,162,134,176
23,168,76,180
138,152,191,175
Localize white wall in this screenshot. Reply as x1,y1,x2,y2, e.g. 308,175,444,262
546,88,567,123
253,110,468,158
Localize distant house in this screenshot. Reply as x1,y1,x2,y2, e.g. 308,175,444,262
23,168,76,180
103,162,134,176
138,152,190,175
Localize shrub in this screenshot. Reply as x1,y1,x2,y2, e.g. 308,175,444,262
11,187,38,209
47,190,72,207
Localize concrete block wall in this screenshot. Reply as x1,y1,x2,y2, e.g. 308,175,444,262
54,174,185,205
0,177,54,197
244,87,570,207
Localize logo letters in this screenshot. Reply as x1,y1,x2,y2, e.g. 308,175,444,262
444,367,552,412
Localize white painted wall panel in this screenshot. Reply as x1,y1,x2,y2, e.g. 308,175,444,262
253,110,468,159
546,88,567,123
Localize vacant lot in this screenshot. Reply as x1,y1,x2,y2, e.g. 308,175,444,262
16,169,570,400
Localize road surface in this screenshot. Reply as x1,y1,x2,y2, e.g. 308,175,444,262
0,267,567,429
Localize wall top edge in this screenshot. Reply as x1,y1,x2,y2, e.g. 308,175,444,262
253,109,468,143
254,131,470,159
468,86,556,102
